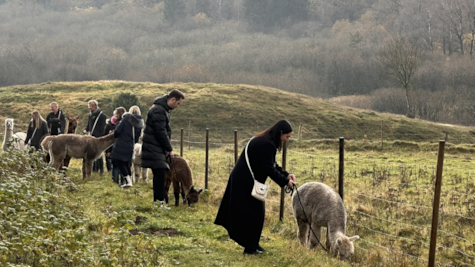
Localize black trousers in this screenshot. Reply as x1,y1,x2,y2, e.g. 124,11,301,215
105,154,112,171
112,159,131,177
152,168,166,202
93,157,104,173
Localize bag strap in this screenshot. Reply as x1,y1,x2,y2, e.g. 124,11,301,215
132,126,135,143
245,137,256,180
57,110,62,119
90,111,102,135
30,127,37,143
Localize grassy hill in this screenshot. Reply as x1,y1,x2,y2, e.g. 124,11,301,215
1,81,475,147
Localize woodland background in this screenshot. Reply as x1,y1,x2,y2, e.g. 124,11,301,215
1,0,475,124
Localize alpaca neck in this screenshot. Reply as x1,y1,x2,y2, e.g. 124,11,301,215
97,133,115,151
3,124,13,151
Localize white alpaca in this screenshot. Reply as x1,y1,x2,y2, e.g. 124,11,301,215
2,118,28,151
292,182,359,260
131,143,148,183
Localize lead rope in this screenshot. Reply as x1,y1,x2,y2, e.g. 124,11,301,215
285,184,327,251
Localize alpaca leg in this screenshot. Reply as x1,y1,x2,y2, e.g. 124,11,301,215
164,176,171,204
133,164,141,184
296,218,309,247
325,228,330,252
308,225,322,250
142,168,148,183
50,151,66,171
63,155,71,170
82,160,87,179
173,179,180,206
180,182,186,204
84,160,94,178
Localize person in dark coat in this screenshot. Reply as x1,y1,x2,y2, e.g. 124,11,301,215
110,106,144,188
82,100,107,175
141,89,185,209
25,110,49,151
104,109,121,184
46,102,66,135
214,120,297,255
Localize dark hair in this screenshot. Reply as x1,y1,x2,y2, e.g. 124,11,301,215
115,107,126,122
168,89,185,100
255,120,292,150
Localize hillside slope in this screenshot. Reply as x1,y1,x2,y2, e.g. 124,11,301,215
1,81,474,144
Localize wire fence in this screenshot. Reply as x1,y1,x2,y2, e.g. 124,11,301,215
167,129,475,266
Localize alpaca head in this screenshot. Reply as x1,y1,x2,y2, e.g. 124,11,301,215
5,118,13,131
67,116,79,134
186,185,203,206
331,235,359,261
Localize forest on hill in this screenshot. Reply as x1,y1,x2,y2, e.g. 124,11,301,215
1,0,475,125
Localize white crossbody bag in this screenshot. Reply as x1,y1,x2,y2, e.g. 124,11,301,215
245,137,269,202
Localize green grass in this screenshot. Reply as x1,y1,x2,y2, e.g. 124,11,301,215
2,81,475,266
3,136,475,266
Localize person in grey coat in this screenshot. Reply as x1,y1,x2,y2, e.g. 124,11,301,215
110,106,144,188
141,89,185,209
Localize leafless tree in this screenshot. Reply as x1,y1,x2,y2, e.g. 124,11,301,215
378,36,421,117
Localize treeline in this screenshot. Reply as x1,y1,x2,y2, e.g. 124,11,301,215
1,0,475,125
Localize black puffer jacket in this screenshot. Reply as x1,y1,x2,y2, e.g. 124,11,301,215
110,113,144,162
141,95,173,169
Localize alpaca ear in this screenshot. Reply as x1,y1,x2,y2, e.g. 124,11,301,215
349,235,359,242
198,189,203,194
189,185,194,190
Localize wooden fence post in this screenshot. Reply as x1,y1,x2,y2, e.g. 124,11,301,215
234,130,238,164
428,140,446,267
339,137,344,201
180,128,183,157
280,141,287,222
205,128,209,190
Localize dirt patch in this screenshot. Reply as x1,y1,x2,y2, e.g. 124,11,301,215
129,228,179,237
134,215,148,225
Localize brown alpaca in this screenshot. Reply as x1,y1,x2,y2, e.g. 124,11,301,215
41,133,114,179
165,155,203,206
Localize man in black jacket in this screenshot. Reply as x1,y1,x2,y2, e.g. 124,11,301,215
46,102,66,135
83,100,107,175
141,89,185,210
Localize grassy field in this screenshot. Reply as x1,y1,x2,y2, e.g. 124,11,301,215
2,81,475,266
1,81,475,144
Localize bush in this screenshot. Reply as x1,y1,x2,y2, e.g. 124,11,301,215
111,92,147,114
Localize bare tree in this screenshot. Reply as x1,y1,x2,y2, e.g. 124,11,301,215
378,36,421,117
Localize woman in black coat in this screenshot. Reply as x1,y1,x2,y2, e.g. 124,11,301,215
215,120,297,255
25,110,49,151
110,106,144,188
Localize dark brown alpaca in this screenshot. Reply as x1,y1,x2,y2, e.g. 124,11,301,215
165,155,203,206
41,133,114,179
